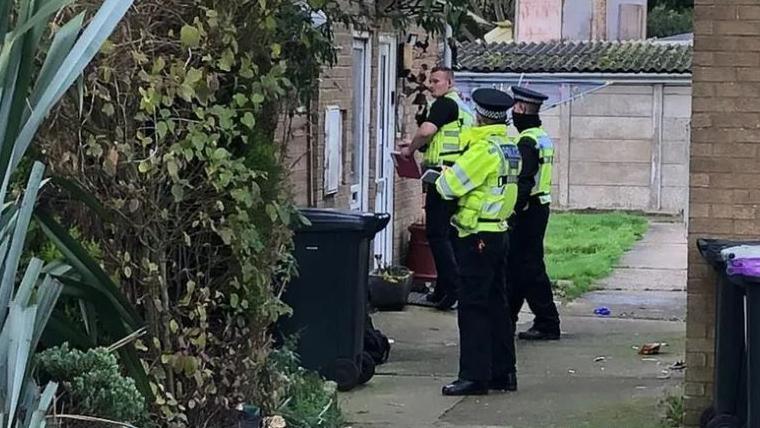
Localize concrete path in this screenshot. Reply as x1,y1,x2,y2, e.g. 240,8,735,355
340,222,687,428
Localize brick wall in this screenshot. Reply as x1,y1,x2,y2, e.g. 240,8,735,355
686,2,760,425
281,23,438,264
391,36,439,264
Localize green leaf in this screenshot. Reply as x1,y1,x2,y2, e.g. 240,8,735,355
212,147,229,160
0,162,44,322
251,93,265,104
218,228,233,245
152,56,166,74
33,211,143,328
51,176,113,222
101,102,115,116
180,24,201,48
217,48,235,71
42,312,94,348
156,121,168,140
230,293,239,308
233,93,247,106
138,160,151,174
265,204,278,222
27,13,85,119
171,183,184,202
166,159,179,179
185,67,203,85
8,0,138,172
241,112,255,129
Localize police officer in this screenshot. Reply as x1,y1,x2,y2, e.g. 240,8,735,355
400,66,475,310
435,88,521,395
507,86,561,341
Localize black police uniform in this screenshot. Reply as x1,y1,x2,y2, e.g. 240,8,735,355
508,86,561,340
421,97,461,309
441,88,517,396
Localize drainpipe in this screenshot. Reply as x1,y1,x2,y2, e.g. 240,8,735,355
443,23,453,67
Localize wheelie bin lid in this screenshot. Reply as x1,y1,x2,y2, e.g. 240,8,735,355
295,208,390,237
696,239,753,269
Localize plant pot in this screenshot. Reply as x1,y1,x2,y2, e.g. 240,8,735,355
405,222,437,282
369,267,413,311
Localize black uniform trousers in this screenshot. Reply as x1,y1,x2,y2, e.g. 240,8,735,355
507,200,561,334
425,186,459,299
455,231,516,381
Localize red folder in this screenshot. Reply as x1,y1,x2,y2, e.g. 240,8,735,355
391,151,422,179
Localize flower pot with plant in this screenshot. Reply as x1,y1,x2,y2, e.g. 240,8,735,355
369,255,414,310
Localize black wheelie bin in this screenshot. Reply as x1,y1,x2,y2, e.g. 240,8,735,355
279,209,390,391
697,239,760,428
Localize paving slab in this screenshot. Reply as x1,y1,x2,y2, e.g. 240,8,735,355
340,220,688,428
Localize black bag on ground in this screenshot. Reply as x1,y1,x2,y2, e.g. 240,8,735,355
363,314,390,365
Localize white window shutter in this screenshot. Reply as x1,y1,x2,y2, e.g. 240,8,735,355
324,106,342,195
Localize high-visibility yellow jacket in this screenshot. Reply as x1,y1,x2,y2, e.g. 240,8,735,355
518,127,554,204
435,124,522,237
423,91,475,167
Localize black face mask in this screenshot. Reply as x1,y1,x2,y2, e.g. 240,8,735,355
511,113,540,132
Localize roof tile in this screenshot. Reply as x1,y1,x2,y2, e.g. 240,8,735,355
456,40,692,74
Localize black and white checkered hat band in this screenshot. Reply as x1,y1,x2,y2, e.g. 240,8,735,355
513,94,541,104
475,104,508,120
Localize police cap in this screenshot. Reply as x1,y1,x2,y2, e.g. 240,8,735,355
510,86,549,105
471,88,514,121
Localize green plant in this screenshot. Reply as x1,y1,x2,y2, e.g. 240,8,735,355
0,0,139,425
545,212,649,298
372,255,412,284
0,164,61,426
268,346,343,428
36,343,147,425
35,0,467,425
661,393,684,427
648,3,693,38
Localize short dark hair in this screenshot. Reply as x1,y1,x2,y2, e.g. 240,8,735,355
431,66,454,81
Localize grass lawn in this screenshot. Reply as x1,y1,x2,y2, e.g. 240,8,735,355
545,211,649,299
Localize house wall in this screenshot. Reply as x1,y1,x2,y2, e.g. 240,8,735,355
685,1,760,425
606,0,648,40
562,0,594,40
515,0,647,42
455,76,692,216
515,0,563,42
282,24,438,264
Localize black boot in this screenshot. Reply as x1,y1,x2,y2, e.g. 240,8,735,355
425,290,444,303
434,294,457,311
517,327,560,341
489,373,517,391
442,379,488,396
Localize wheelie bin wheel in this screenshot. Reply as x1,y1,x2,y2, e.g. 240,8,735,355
357,352,376,385
326,358,360,392
700,407,715,428
706,413,742,428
